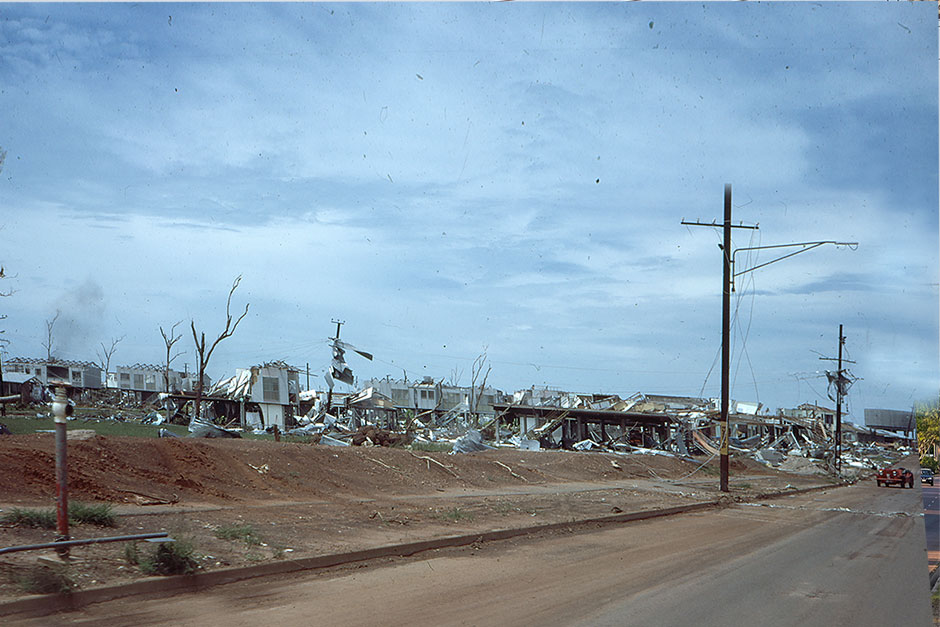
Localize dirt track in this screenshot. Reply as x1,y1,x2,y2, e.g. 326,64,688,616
0,434,835,604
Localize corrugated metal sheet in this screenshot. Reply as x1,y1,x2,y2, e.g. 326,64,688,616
863,408,915,431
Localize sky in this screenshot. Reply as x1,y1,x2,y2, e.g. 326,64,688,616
0,2,937,422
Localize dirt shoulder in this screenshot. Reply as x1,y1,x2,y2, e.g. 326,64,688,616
0,435,839,603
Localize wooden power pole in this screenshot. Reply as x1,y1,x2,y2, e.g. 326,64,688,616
820,325,854,475
683,184,757,492
683,185,854,492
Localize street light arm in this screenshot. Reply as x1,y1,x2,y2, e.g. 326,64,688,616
733,241,858,278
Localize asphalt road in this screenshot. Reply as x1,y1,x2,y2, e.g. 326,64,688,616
924,479,939,573
25,481,933,627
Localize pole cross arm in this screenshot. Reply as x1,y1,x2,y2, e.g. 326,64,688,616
733,241,858,278
680,220,759,230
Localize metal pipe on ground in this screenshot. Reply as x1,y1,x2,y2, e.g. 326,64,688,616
0,533,170,556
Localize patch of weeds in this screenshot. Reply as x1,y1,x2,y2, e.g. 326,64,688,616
271,546,286,560
16,565,75,595
123,542,140,566
409,442,453,453
735,483,753,490
492,501,514,514
135,540,199,576
69,502,117,527
1,503,117,529
244,552,265,563
214,523,262,546
436,507,473,523
1,507,57,529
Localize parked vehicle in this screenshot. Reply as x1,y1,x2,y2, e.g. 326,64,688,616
922,468,935,486
875,467,914,488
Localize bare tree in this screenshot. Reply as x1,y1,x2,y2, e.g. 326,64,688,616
95,335,125,386
191,276,250,421
160,321,185,392
469,346,492,424
448,363,464,387
41,310,60,362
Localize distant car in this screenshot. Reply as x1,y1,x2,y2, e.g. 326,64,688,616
922,468,935,486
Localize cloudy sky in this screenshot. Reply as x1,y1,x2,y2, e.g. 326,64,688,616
0,2,936,420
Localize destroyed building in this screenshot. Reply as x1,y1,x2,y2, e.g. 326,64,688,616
0,372,43,403
491,391,837,458
205,361,302,430
863,408,916,437
3,357,102,390
364,377,506,417
108,363,190,402
780,403,836,427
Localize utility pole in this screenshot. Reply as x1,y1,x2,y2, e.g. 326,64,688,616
820,325,854,475
836,326,843,474
683,185,856,492
326,319,344,415
683,184,757,492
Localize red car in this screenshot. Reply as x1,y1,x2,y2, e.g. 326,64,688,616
875,467,915,488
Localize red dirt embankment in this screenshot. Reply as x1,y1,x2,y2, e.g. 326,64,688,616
0,434,832,606
0,433,764,506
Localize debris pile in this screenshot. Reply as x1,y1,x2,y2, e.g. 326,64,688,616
0,373,916,480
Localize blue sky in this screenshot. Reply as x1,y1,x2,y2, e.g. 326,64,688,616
0,2,936,420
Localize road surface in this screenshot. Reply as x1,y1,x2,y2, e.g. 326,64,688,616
22,481,933,626
924,479,939,573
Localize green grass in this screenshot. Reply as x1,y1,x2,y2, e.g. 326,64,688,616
1,507,57,529
1,502,117,529
0,414,189,438
69,502,117,527
930,586,938,624
409,441,453,453
213,523,263,546
246,433,314,444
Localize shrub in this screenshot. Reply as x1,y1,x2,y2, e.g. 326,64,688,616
136,540,199,576
69,502,117,527
16,565,75,595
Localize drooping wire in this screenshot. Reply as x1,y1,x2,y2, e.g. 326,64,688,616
731,228,762,403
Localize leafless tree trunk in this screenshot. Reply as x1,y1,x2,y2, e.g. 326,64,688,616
160,321,184,392
191,276,249,422
42,310,60,362
96,335,125,387
448,364,464,387
469,347,492,427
